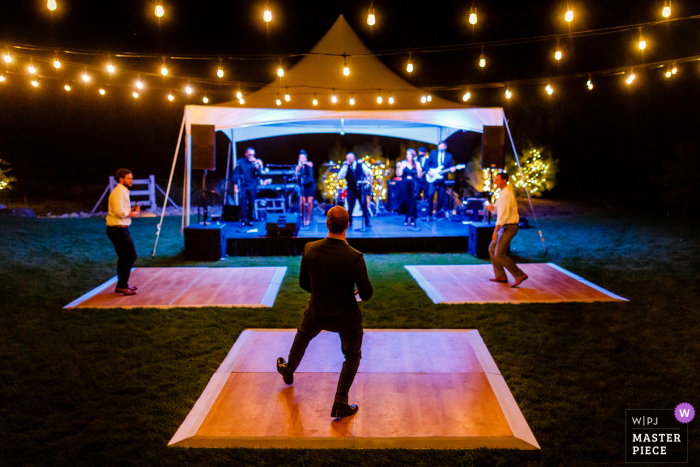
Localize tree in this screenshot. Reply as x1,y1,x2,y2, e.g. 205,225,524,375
0,157,17,191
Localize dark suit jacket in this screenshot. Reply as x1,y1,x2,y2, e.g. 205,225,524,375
427,150,454,184
299,237,373,333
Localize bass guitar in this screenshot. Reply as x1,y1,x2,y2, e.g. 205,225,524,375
425,164,466,183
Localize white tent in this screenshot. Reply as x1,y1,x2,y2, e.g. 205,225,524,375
162,15,505,234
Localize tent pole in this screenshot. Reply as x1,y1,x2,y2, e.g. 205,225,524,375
503,115,548,258
152,113,185,258
223,139,232,204
184,129,192,229
231,132,238,205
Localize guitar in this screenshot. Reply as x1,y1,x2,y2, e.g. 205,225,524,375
425,164,466,183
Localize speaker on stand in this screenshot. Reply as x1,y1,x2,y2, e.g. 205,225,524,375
481,126,506,224
191,125,216,225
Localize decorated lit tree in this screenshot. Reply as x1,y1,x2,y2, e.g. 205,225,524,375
478,147,558,199
323,155,390,203
0,157,17,192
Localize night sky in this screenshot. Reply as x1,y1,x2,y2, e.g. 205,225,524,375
1,0,699,203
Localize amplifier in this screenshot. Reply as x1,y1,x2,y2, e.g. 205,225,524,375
184,224,226,260
467,222,496,259
266,213,299,236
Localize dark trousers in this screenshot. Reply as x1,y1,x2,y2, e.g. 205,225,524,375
287,311,364,405
240,186,257,221
427,182,447,216
405,182,419,220
347,189,371,225
106,226,137,289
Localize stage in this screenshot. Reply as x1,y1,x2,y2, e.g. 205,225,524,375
221,213,472,256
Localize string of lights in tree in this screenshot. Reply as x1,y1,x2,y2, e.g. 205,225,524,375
323,157,389,202
3,6,697,104
482,149,553,198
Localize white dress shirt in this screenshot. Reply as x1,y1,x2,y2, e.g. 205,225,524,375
494,185,519,226
337,161,373,180
106,183,132,227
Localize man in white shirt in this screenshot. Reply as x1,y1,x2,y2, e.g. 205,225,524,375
485,172,528,287
337,152,374,227
106,168,140,295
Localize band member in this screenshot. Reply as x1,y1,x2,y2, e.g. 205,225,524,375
425,140,456,221
337,152,373,227
233,147,262,227
276,206,373,419
485,172,528,287
106,168,140,296
295,150,315,226
417,146,430,200
396,148,423,227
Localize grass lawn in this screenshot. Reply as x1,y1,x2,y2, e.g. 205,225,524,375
1,205,699,466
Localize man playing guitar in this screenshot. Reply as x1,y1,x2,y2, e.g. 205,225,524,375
425,140,462,221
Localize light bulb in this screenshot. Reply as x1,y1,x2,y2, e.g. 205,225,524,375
388,96,394,104
28,65,36,74
64,84,71,91
239,98,245,104
505,89,512,99
31,80,39,87
463,91,471,101
672,66,677,74
47,0,57,11
638,39,646,50
82,73,90,83
263,9,272,23
99,88,106,95
343,66,350,76
202,97,209,104
406,62,413,73
626,73,635,84
136,81,143,89
217,67,224,78
185,86,192,94
377,95,383,103
469,11,477,25
427,94,432,102
479,55,486,68
168,94,174,101
236,91,242,99
555,49,562,61
133,92,139,98
53,59,61,69
546,85,553,95
665,70,672,78
3,54,10,64
276,98,281,106
0,75,5,82
331,94,337,103
284,93,290,102
421,95,427,104
367,12,375,26
565,9,573,22
161,66,168,76
350,96,355,105
155,4,164,17
312,98,318,106
277,67,284,77
107,63,115,73
586,79,593,90
662,5,671,18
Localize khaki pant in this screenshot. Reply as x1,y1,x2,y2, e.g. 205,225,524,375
488,224,524,279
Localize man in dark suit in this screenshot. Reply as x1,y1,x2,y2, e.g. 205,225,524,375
425,140,455,221
277,206,373,419
233,147,262,227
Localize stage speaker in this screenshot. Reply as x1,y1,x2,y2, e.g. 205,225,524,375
191,124,216,170
222,205,240,222
184,224,226,260
266,213,299,236
386,181,402,211
481,125,506,169
468,222,496,259
417,200,430,218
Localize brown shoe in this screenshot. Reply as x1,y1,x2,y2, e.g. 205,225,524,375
511,274,528,288
115,287,137,295
128,285,138,291
490,277,508,283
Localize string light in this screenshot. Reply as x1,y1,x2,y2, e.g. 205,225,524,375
99,88,106,95
662,2,671,18
377,95,383,104
672,65,677,74
202,97,208,104
136,80,143,89
263,4,272,23
462,90,471,101
367,2,376,26
665,69,672,78
82,72,90,83
343,56,350,77
28,64,36,74
276,96,281,105
421,95,427,104
168,93,174,101
217,66,224,78
3,53,10,64
236,90,242,99
427,94,432,102
469,7,477,25
284,88,290,102
331,89,337,103
155,2,164,18
349,94,355,105
64,84,70,91
185,85,192,95
133,91,139,98
565,6,574,23
107,63,115,74
277,66,284,77
161,61,168,76
479,52,486,68
406,53,413,73
505,89,512,99
626,72,635,85
586,78,593,90
312,95,318,106
31,80,39,87
0,75,5,83
47,0,57,11
638,28,646,50
546,84,554,95
53,58,61,69
239,98,245,104
388,94,394,104
555,49,562,61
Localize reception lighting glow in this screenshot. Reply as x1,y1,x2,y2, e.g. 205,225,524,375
349,95,355,105
3,54,10,64
284,91,290,102
638,38,646,50
343,65,350,76
587,79,593,90
82,73,90,83
161,65,168,76
217,67,224,78
99,88,106,95
168,94,174,101
185,86,192,94
555,49,562,61
665,70,672,78
672,65,677,74
388,95,394,104
276,98,281,105
239,98,245,104
377,95,383,103
662,3,671,18
0,75,5,82
155,4,164,18
107,63,115,73
28,65,36,74
236,90,243,99
427,94,432,102
421,95,427,103
565,8,573,22
367,9,375,26
277,67,284,77
136,80,144,89
31,80,39,87
64,84,70,91
47,0,57,11
626,73,636,84
312,97,318,106
505,89,512,99
406,61,413,73
263,8,272,23
479,54,486,68
53,58,61,69
462,91,471,101
202,97,208,104
331,91,337,103
469,8,477,25
546,84,554,95
133,92,139,98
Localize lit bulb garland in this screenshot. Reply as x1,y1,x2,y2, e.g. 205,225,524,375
482,149,555,198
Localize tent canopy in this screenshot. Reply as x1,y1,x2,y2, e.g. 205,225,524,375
184,15,504,145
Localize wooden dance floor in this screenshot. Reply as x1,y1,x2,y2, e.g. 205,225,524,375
64,267,287,309
169,329,540,450
405,263,627,304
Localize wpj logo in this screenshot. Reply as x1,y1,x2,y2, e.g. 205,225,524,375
625,409,688,463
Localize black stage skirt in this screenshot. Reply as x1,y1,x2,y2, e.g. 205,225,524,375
301,183,315,197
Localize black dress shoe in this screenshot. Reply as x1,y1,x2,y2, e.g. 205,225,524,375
276,357,293,385
331,402,359,418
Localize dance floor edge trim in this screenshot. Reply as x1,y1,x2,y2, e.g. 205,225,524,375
168,329,540,450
